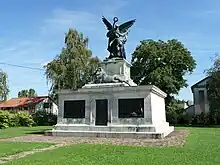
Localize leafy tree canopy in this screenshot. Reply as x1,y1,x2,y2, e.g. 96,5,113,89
131,39,196,104
18,88,37,98
206,54,220,114
0,70,9,101
44,28,100,101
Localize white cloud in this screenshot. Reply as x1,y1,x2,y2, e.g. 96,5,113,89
0,47,16,53
100,0,129,16
41,9,100,34
186,6,220,19
0,0,130,98
40,0,131,37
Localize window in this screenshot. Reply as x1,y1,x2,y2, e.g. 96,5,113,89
43,102,52,109
198,90,205,103
118,98,144,118
64,100,85,118
198,90,205,113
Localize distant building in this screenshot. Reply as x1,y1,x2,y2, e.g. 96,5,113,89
177,100,192,109
0,96,58,115
189,77,210,116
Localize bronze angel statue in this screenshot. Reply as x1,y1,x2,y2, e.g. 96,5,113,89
102,16,136,59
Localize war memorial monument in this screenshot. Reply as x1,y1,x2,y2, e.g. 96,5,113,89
49,16,174,139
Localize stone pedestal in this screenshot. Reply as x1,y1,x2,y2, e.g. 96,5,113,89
101,58,131,81
100,58,137,86
48,85,174,139
46,57,174,139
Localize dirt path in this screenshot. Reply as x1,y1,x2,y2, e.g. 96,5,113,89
0,143,68,164
0,130,189,147
0,130,189,164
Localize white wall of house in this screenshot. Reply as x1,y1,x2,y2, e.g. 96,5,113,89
192,78,210,115
51,102,58,115
185,105,194,119
35,98,58,115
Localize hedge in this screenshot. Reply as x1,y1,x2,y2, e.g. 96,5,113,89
0,110,34,129
32,111,57,126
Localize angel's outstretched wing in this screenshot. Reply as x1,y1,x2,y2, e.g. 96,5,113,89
119,19,136,33
102,16,113,30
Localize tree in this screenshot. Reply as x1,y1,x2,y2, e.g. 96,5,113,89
18,90,28,97
0,70,9,100
44,29,100,101
131,39,196,106
18,88,37,98
28,88,37,97
166,98,187,124
206,54,220,123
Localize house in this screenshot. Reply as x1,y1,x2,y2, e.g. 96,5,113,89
189,76,210,116
177,100,193,109
0,96,58,115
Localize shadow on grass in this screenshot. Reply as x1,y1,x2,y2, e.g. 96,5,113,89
25,131,46,135
25,128,53,135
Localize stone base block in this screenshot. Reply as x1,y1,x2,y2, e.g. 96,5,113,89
46,122,174,139
45,126,174,139
82,82,137,89
54,122,170,133
82,83,130,88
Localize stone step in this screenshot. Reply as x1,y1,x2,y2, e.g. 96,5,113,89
45,126,174,139
54,123,170,133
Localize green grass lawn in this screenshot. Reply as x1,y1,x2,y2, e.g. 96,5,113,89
0,142,53,157
0,126,52,139
3,127,220,165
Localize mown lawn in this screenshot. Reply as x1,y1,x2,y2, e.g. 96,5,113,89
0,142,53,157
0,126,52,139
4,127,220,165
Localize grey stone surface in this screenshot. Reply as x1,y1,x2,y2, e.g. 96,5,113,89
83,83,129,88
51,84,174,139
56,85,166,126
50,126,174,139
54,123,171,132
51,55,174,139
84,58,137,88
100,58,137,86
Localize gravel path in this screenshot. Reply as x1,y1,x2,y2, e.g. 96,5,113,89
0,130,190,147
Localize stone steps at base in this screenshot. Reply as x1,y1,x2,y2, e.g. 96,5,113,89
45,126,174,139
54,123,170,133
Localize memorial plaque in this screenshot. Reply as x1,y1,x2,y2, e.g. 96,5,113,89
64,100,85,118
118,98,144,118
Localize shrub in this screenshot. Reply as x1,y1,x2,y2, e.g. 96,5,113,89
166,100,188,125
191,112,210,125
189,111,220,126
0,110,34,129
166,111,189,125
15,111,34,127
0,110,10,128
208,109,220,124
8,113,19,127
32,111,57,126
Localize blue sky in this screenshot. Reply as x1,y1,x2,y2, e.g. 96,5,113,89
0,0,218,100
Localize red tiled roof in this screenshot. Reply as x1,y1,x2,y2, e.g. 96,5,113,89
0,100,5,104
0,96,48,108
